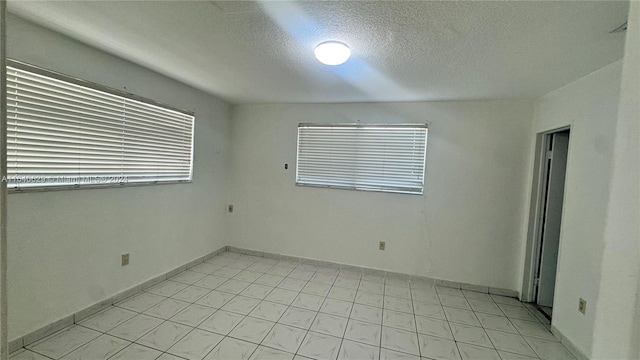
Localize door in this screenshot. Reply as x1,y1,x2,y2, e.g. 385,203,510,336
536,131,569,307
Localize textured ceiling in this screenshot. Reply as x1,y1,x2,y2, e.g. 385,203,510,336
7,1,629,104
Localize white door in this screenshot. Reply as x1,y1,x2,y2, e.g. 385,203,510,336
536,131,569,307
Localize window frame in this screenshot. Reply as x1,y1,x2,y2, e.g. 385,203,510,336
6,59,195,193
295,123,428,195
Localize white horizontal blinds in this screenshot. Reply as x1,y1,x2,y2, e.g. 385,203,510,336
296,124,427,194
6,65,194,189
122,98,193,183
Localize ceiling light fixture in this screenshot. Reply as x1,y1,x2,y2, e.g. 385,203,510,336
314,41,351,66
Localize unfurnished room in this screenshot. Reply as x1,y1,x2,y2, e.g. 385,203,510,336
0,1,637,360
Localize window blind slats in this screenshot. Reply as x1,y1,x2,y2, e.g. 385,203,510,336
9,72,191,128
8,139,191,159
9,98,190,138
10,120,190,147
6,65,195,189
10,127,190,155
296,124,427,195
9,108,191,142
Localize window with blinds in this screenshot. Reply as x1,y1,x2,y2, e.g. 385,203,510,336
5,62,194,190
296,124,427,195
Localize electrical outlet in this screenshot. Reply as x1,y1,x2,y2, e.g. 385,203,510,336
121,253,130,267
379,241,385,250
578,298,586,314
228,204,234,213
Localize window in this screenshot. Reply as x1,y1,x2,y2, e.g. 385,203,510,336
296,124,427,194
5,61,194,190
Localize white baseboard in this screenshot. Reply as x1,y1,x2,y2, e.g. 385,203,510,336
551,324,590,360
227,246,519,298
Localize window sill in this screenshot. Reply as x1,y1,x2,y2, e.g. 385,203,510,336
7,180,193,194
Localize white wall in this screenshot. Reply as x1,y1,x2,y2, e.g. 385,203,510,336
6,15,230,339
228,101,534,291
591,2,640,358
529,60,622,357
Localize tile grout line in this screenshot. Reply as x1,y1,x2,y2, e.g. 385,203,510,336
205,256,295,359
378,277,385,359
98,255,283,360
207,258,543,358
460,289,495,357
408,278,422,359
293,265,359,359
211,258,279,358
287,266,316,359
230,260,334,358
110,255,271,360
242,260,304,358
331,270,358,360
460,289,496,357
179,255,293,359
269,265,314,359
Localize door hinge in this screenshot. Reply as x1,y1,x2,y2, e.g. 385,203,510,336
546,151,553,160
534,278,540,287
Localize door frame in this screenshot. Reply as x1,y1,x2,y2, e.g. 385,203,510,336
521,126,570,303
0,1,7,357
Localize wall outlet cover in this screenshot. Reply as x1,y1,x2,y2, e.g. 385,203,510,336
379,241,386,250
228,204,234,213
122,253,130,266
578,298,586,314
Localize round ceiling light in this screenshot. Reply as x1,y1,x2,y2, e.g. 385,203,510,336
314,41,351,66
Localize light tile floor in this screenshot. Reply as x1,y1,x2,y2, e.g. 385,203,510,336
11,251,576,360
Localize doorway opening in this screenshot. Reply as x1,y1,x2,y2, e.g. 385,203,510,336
521,127,570,320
